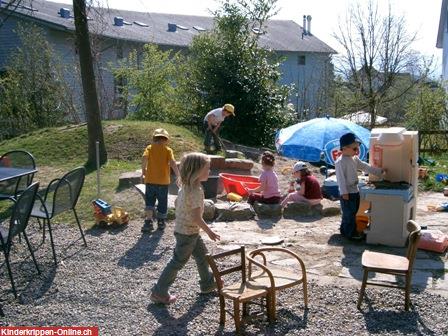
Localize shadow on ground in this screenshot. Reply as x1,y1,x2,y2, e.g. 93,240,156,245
117,229,167,269
148,295,213,336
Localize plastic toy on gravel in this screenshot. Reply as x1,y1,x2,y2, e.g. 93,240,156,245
219,173,260,197
93,199,129,227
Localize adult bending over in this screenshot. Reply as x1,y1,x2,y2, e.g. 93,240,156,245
203,103,235,151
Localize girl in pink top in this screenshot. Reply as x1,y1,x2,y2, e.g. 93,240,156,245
247,151,281,205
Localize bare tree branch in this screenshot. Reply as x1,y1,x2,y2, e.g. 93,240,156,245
332,0,429,128
0,0,26,29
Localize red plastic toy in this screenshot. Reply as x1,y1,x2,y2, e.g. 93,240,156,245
219,173,261,197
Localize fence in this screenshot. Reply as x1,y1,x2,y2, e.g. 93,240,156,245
419,130,448,154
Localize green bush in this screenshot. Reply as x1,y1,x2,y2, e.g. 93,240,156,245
405,83,448,131
112,44,187,122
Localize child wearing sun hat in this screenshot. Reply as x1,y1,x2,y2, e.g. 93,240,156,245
281,161,322,208
141,128,180,232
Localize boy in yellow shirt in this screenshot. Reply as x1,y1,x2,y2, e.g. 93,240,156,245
141,129,180,232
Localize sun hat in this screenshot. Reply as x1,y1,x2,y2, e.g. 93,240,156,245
223,103,235,116
153,128,170,140
293,161,308,172
339,132,361,148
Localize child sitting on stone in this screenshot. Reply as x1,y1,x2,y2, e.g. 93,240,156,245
281,161,322,208
247,151,281,205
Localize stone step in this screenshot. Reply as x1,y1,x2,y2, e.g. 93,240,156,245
119,157,254,192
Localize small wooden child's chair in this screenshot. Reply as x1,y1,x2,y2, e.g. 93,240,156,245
206,246,275,334
357,220,422,311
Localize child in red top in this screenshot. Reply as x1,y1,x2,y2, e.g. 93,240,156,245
281,161,322,208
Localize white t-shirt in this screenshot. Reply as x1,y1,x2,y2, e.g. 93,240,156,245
174,185,204,235
204,108,225,125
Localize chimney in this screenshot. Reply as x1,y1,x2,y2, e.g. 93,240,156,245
302,15,307,35
168,23,177,32
59,8,71,19
114,16,124,26
306,15,312,35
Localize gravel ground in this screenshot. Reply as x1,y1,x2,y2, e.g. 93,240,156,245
1,218,448,335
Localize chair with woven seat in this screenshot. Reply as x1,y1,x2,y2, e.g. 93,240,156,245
247,247,308,319
31,167,87,265
206,246,275,334
0,150,36,201
0,182,40,298
357,220,422,311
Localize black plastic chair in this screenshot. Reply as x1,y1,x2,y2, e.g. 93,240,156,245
0,182,40,298
0,150,36,201
31,167,87,265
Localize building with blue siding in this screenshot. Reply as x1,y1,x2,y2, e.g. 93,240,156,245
0,0,336,120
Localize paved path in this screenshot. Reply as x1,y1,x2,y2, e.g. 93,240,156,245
210,191,448,297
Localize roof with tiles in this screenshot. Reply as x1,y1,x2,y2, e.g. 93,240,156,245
1,0,336,53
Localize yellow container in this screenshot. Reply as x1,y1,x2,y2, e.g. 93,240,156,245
227,192,243,202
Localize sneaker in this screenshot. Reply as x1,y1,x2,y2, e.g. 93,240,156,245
150,292,177,304
157,219,166,230
141,219,154,233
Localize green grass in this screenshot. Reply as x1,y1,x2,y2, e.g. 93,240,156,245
0,121,203,228
2,121,446,227
419,153,448,192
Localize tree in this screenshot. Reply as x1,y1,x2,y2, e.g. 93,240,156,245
73,0,107,167
405,82,448,132
182,0,294,146
112,44,185,122
333,0,430,129
331,75,362,118
0,23,75,139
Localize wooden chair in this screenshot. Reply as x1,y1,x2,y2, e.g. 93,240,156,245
206,246,275,334
247,247,308,319
357,220,422,311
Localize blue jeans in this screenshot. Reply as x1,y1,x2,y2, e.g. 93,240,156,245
340,192,360,237
203,121,221,150
145,184,169,219
152,233,215,296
